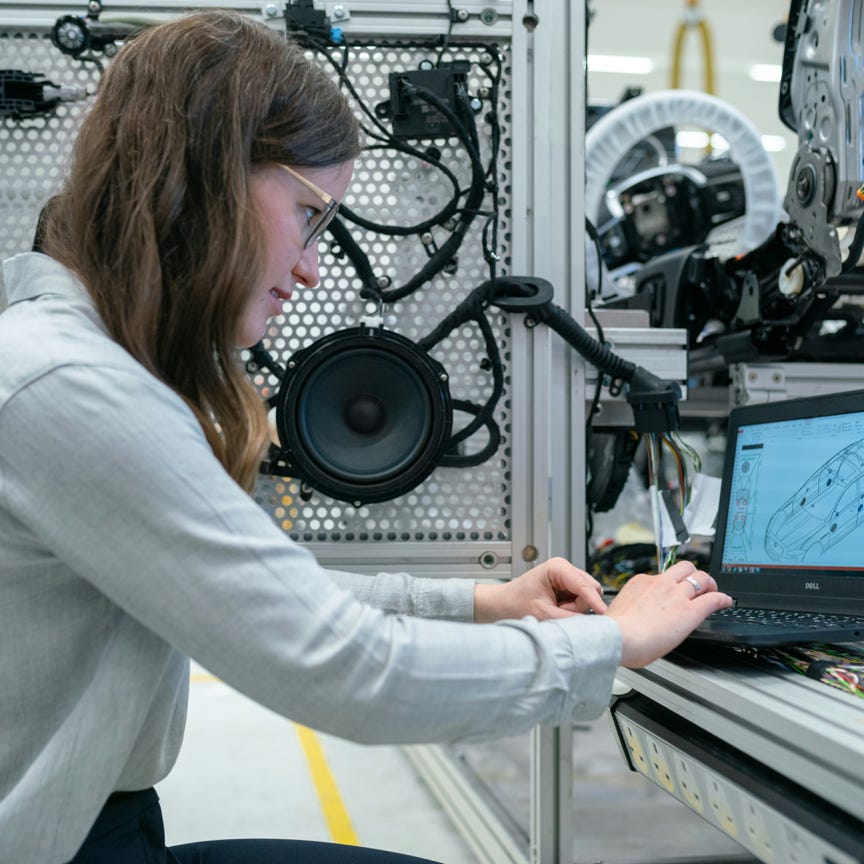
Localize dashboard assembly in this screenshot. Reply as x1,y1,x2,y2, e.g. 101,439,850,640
593,0,864,370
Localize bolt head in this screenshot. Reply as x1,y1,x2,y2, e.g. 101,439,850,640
479,551,498,569
521,544,539,562
796,163,817,206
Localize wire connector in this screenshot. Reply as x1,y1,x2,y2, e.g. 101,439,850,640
626,366,682,434
0,70,87,120
284,0,334,45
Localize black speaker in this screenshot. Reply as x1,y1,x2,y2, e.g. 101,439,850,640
273,326,453,505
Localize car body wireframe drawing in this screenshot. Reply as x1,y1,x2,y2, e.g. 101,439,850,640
765,439,864,562
728,454,761,559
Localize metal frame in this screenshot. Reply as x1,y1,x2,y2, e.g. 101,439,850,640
402,744,528,864
8,0,514,37
583,323,688,427
306,541,511,579
523,2,584,862
731,361,864,406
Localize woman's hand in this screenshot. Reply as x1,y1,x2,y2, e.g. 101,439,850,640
474,557,733,669
605,560,733,667
474,557,607,623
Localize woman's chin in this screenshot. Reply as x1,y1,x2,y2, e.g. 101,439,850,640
235,323,269,349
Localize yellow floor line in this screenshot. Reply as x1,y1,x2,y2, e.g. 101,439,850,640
294,723,360,846
188,671,358,846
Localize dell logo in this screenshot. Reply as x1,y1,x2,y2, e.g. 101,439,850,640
804,582,821,590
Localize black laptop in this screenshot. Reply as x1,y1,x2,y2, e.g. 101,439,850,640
687,388,864,646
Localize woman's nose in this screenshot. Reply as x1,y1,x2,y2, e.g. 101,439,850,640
292,242,321,288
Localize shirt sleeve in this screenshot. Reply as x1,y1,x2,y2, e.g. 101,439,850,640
322,567,476,621
0,362,622,745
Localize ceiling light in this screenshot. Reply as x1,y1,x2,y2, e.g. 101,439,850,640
587,55,655,75
675,130,787,154
750,64,782,82
760,134,788,152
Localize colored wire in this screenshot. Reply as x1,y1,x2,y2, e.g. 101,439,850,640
759,644,864,699
645,432,677,571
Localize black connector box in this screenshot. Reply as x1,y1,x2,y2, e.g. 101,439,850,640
284,0,330,44
625,367,682,434
380,62,470,139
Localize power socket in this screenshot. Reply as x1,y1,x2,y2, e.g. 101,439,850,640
785,821,858,864
741,792,777,862
784,824,812,863
646,735,676,794
705,771,739,839
619,719,650,778
808,834,859,864
671,751,705,814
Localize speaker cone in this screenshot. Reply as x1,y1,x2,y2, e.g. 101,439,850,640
274,327,452,504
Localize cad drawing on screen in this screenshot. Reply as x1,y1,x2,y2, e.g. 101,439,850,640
765,440,864,563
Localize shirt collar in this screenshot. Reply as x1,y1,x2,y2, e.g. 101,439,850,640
1,251,88,307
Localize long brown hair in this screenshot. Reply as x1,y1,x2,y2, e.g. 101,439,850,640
43,10,361,490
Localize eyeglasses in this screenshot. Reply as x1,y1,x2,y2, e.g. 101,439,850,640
278,163,340,249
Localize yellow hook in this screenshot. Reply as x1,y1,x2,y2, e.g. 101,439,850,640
671,0,716,94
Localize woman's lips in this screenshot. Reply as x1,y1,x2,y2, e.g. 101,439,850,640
270,286,293,301
268,286,292,315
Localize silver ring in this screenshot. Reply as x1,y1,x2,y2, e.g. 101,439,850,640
685,575,701,594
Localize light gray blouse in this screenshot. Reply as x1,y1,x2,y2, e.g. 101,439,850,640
0,253,621,863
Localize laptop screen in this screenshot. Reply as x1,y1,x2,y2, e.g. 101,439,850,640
711,390,864,611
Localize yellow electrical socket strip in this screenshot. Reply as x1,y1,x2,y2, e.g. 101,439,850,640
706,773,739,839
742,793,776,863
620,720,650,777
647,736,676,794
672,752,705,814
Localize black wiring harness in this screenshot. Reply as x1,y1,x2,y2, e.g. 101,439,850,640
269,18,683,470
298,31,504,304
277,25,508,463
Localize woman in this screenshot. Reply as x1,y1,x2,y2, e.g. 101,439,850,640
0,10,730,864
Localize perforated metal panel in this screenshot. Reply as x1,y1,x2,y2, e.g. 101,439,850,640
0,15,516,572
0,32,99,262
250,40,514,553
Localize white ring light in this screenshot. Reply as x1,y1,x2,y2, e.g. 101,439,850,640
585,89,781,254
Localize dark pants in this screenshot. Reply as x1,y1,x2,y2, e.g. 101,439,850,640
69,788,443,864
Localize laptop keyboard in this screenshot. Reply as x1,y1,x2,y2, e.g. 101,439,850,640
712,607,864,630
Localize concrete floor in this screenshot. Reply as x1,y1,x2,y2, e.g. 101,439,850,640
453,730,752,864
156,664,479,861
156,664,751,864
